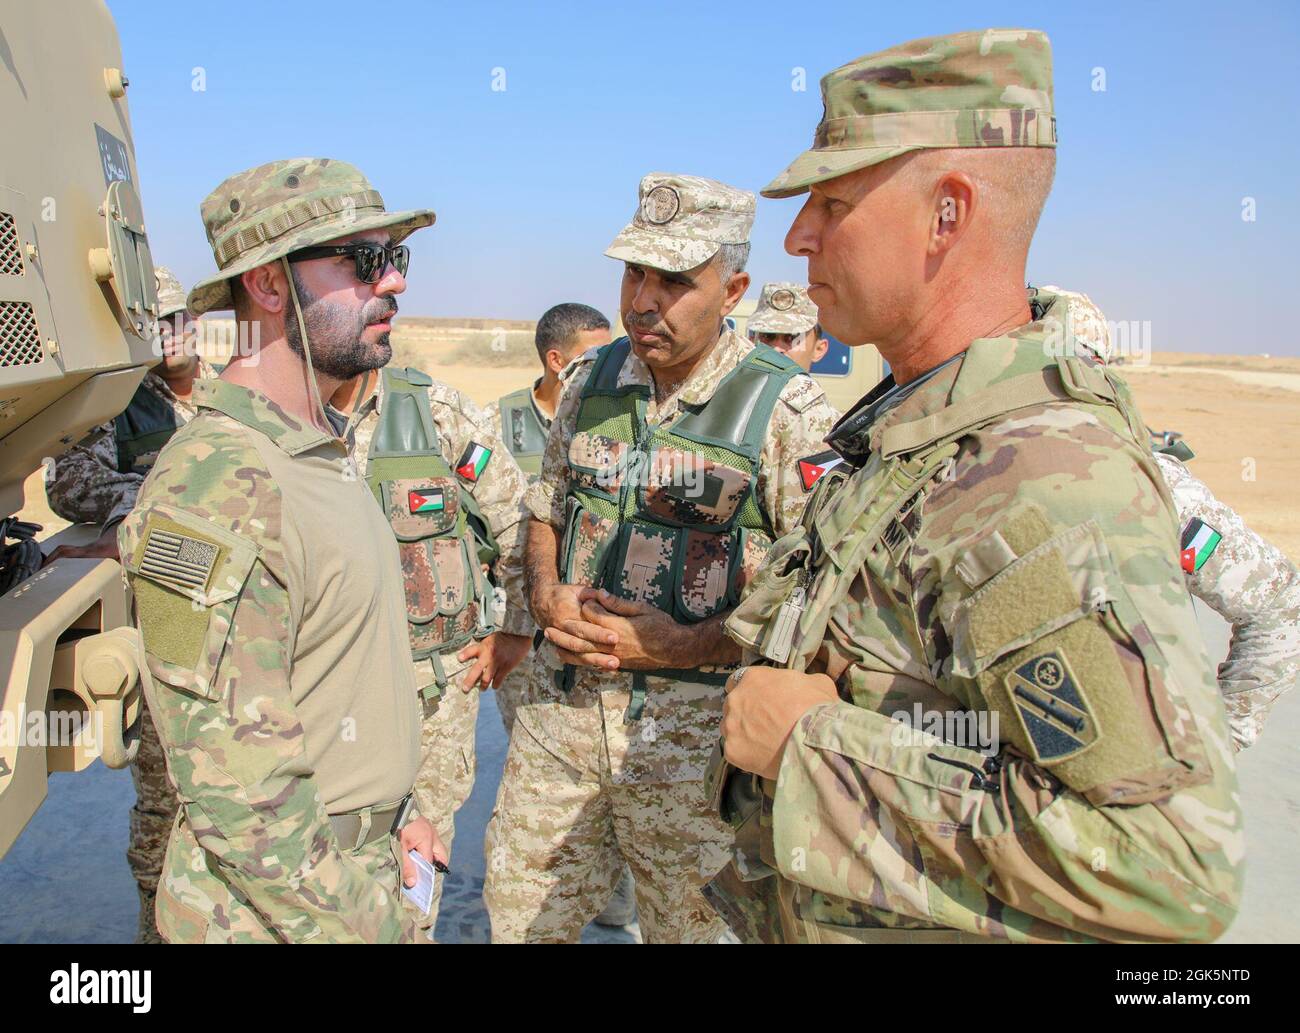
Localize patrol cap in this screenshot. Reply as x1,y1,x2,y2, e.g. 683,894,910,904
763,28,1057,199
605,172,755,274
153,265,189,319
187,158,436,316
747,282,818,335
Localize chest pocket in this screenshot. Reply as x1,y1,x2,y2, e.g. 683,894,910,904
380,476,477,627
639,444,754,529
568,430,627,497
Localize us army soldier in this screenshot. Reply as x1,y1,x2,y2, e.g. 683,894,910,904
483,173,837,942
483,302,611,736
1038,285,1300,751
44,266,212,943
119,158,443,942
713,30,1243,943
746,283,829,373
335,366,534,940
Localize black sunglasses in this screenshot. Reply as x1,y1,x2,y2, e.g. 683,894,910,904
287,242,410,284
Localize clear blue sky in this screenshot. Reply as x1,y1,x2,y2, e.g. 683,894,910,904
113,0,1299,354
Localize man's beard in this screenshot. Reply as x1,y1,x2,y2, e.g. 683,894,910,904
284,271,395,379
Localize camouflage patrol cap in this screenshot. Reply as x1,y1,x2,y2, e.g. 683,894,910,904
153,266,189,319
747,282,818,335
605,172,755,273
187,158,435,316
763,28,1056,198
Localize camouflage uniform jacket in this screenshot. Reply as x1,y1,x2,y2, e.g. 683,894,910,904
1154,451,1300,750
714,324,1244,943
45,361,215,529
349,375,533,651
524,327,837,784
119,379,422,943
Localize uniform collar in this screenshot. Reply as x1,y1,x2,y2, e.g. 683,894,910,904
828,318,1057,462
195,379,340,457
528,376,552,430
613,325,751,410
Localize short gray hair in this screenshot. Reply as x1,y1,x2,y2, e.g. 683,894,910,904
714,242,750,284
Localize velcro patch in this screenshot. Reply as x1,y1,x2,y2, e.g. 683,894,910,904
797,449,845,492
1180,517,1222,573
139,528,218,592
408,486,445,514
1005,650,1098,762
456,441,492,482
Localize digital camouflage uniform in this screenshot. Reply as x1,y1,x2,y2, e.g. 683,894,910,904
349,375,531,936
483,383,549,737
118,159,435,943
44,266,212,944
705,30,1244,944
483,174,838,942
1039,285,1300,750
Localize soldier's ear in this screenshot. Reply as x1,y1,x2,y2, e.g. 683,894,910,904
929,170,976,256
545,348,567,376
721,270,750,316
240,263,288,316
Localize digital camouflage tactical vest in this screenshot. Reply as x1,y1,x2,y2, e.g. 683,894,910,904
562,338,802,629
114,381,181,475
497,385,548,478
365,367,498,693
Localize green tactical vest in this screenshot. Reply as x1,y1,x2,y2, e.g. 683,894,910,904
561,338,802,627
365,367,498,685
497,385,548,478
113,381,181,475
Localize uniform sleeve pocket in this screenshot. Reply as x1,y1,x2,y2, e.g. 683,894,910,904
946,510,1208,805
124,506,260,701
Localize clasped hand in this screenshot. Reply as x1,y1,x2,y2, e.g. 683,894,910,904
539,585,683,671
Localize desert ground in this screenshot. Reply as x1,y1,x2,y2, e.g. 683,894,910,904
4,324,1296,943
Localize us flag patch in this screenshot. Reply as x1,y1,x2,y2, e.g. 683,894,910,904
139,527,218,592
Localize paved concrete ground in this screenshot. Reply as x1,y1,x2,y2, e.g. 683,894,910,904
0,603,1292,943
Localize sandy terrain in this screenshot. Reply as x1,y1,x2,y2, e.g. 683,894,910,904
18,339,1298,566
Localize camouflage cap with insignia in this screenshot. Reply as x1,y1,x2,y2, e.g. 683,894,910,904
187,157,436,316
605,172,755,274
763,28,1056,199
747,282,818,335
153,265,189,319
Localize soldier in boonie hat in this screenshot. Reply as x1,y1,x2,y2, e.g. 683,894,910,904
605,172,755,273
763,28,1056,198
186,157,435,420
188,157,434,316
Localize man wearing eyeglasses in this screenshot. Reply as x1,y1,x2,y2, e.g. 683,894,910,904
117,158,445,943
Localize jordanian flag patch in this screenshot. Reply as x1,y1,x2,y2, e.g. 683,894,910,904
408,487,445,514
1180,517,1222,573
456,441,492,481
797,449,846,492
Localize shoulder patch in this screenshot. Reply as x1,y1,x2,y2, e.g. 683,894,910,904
140,527,219,592
1005,649,1098,762
456,441,492,481
1180,517,1222,573
797,449,846,492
